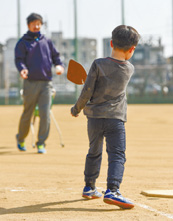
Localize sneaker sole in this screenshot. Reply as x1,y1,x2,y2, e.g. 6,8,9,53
38,150,46,154
103,198,134,209
17,146,26,151
82,194,101,200
16,135,26,151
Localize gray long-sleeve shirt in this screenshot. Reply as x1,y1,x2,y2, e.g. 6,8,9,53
71,57,134,122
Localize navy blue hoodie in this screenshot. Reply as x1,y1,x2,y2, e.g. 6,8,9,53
15,31,63,81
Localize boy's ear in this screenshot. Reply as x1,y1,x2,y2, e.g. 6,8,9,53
110,40,113,48
129,46,136,53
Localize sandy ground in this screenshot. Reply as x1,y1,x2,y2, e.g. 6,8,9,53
0,104,173,221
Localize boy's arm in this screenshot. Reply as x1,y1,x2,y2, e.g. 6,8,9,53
71,61,97,117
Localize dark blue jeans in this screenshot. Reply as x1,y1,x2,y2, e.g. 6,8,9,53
84,118,126,189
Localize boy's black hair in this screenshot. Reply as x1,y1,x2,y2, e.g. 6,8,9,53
112,25,140,51
27,13,43,25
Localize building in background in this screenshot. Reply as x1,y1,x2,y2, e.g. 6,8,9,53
103,38,111,58
0,38,19,103
130,36,165,65
0,43,4,88
129,36,171,103
51,31,96,71
3,38,19,86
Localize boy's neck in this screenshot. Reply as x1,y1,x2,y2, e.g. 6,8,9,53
111,49,126,61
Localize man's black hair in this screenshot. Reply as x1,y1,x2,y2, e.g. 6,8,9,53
27,13,43,25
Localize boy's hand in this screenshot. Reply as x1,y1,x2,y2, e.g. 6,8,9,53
55,65,64,75
71,113,79,117
71,106,79,117
20,69,28,79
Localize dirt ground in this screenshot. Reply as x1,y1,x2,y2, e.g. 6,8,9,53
0,104,173,221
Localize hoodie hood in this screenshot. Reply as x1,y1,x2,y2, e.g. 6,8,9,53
22,31,44,41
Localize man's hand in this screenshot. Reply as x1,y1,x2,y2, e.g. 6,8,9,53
20,69,28,79
55,65,64,75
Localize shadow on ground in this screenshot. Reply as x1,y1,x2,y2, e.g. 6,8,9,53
0,199,120,215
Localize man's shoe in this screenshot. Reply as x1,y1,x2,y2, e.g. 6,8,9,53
16,134,26,151
37,144,46,154
103,189,134,209
82,186,102,199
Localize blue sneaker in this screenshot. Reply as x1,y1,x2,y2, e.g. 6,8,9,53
16,135,26,151
103,189,134,209
37,144,46,154
82,186,102,199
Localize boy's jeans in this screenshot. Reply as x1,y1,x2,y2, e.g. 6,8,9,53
84,117,126,189
18,80,52,146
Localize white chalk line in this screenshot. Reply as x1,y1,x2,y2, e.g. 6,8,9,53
1,187,173,219
133,201,173,220
0,187,58,193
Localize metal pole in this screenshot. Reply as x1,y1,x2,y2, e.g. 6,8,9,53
172,0,173,75
17,0,21,39
121,0,125,25
17,0,21,103
74,0,78,100
74,0,78,61
5,62,9,105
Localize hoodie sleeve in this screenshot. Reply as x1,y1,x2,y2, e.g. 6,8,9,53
47,40,64,67
14,40,28,72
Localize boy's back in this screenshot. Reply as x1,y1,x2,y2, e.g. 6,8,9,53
72,57,134,121
83,57,134,121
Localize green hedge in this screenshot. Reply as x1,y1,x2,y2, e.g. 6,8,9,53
0,94,173,105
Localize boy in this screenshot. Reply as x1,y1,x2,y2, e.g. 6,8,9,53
71,25,140,209
15,13,64,154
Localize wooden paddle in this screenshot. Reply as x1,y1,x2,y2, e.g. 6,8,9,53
67,59,87,85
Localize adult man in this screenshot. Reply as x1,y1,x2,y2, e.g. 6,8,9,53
15,13,64,153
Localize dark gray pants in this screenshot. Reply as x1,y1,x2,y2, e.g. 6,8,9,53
18,80,52,146
84,118,126,189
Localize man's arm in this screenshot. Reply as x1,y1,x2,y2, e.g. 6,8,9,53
15,40,29,79
71,61,97,117
15,40,28,72
47,39,64,75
